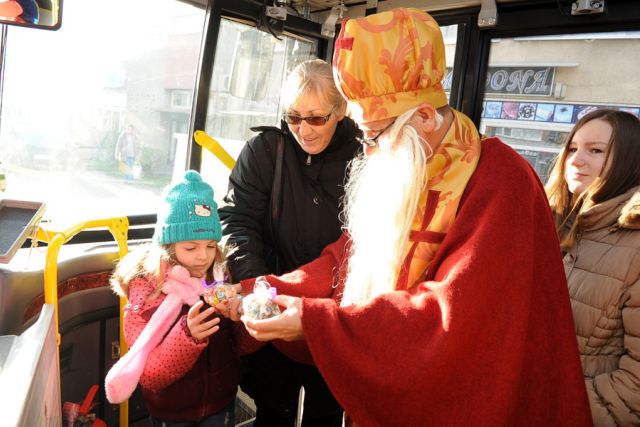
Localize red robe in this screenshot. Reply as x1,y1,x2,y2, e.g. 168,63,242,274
242,138,592,426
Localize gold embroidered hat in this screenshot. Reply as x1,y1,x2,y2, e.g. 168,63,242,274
333,8,448,124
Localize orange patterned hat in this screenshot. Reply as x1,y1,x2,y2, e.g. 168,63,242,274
333,8,448,124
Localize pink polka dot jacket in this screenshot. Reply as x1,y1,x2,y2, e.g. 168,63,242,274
118,271,241,422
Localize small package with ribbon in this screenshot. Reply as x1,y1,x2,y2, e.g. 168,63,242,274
202,264,236,306
242,277,281,320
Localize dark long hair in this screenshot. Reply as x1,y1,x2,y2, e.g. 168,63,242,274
546,109,640,250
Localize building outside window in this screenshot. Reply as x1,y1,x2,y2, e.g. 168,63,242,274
476,32,640,183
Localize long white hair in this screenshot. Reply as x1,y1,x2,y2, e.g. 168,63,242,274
340,107,442,306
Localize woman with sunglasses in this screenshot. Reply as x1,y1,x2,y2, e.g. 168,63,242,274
546,109,640,426
218,59,361,426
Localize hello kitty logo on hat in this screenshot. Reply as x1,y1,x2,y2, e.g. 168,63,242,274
154,170,221,244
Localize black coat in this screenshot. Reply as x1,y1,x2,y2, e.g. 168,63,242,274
218,117,361,420
219,117,361,279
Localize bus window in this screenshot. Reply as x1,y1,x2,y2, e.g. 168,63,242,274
0,0,206,229
198,21,457,202
479,31,640,183
440,24,459,104
200,18,317,201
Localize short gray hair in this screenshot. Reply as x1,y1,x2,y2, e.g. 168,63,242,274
280,59,346,112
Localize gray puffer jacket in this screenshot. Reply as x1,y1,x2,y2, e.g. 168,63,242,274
564,186,640,427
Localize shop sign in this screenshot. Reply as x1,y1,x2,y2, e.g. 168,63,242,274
444,66,555,96
486,67,554,96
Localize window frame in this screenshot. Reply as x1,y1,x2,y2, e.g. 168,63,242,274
431,0,640,128
186,0,328,171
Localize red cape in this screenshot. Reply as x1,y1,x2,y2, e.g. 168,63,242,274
243,138,592,426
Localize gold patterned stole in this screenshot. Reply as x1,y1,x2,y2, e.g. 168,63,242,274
396,111,481,291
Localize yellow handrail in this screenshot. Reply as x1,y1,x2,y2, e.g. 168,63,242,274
193,130,236,171
36,217,130,427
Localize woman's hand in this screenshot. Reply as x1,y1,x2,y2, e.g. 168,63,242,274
187,300,220,341
241,295,304,342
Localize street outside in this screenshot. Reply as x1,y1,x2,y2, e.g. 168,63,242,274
1,165,166,230
1,152,236,232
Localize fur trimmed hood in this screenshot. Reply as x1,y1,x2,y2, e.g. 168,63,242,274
619,190,640,229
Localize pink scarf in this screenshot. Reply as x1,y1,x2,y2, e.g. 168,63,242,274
105,265,202,404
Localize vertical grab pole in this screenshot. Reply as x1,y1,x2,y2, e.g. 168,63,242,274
108,217,130,427
37,228,65,344
37,227,68,427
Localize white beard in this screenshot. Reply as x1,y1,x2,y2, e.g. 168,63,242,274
341,114,430,306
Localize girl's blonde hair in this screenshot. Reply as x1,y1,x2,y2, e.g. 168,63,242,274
545,109,640,251
110,241,229,299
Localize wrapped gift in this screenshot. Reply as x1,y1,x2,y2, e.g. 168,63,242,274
201,264,236,306
242,277,281,320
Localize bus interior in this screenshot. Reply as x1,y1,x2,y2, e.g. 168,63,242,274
0,0,638,425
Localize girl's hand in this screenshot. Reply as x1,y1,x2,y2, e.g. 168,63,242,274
215,296,243,322
187,300,220,341
229,283,243,294
241,295,304,342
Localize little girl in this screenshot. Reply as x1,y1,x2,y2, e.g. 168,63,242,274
108,170,240,427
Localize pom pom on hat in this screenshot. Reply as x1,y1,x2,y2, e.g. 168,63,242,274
155,170,221,245
333,8,448,124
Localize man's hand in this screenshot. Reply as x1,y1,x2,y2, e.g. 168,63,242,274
241,295,304,342
187,300,220,341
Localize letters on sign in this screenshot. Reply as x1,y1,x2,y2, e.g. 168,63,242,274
443,66,555,96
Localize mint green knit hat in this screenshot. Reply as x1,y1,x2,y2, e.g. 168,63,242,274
155,170,221,245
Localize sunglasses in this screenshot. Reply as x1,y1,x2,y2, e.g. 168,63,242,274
357,119,396,148
284,107,335,126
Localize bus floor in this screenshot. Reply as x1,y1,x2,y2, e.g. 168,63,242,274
126,390,256,427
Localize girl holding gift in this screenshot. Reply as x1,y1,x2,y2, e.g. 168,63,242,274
106,170,240,427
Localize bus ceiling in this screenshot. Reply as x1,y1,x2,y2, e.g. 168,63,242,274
179,0,605,13
178,0,606,36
